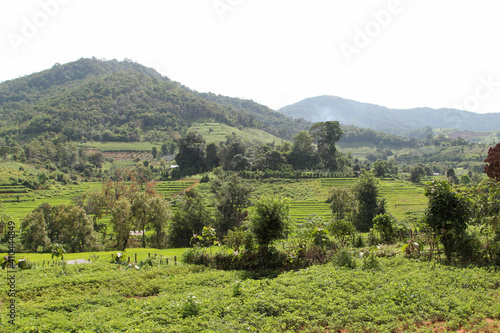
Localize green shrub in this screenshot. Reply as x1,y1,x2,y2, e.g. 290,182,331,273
335,248,356,269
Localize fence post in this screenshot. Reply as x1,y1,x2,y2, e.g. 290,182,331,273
148,253,150,259
135,253,137,263
174,256,177,265
128,257,130,263
166,258,169,265
42,260,45,267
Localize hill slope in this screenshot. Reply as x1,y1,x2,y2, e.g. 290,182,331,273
278,95,500,135
0,58,309,142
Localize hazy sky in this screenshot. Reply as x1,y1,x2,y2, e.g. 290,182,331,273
1,0,500,114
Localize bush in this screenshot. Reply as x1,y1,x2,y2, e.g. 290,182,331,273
335,248,357,269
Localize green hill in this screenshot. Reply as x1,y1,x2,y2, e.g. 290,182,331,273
0,58,308,143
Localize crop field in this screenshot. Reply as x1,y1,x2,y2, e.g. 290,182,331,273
155,180,198,198
289,200,331,222
1,257,499,332
1,182,102,228
188,122,283,145
79,141,161,152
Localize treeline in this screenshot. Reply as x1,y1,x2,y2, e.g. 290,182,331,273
173,121,349,177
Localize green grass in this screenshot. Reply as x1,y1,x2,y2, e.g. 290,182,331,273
11,248,187,266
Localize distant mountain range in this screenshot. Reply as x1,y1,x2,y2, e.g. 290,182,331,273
278,95,500,135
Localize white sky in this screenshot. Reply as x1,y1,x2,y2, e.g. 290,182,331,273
1,0,500,114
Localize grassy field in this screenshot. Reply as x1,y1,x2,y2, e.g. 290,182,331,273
1,257,499,332
188,122,284,145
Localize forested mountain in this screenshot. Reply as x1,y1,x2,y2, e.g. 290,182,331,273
278,95,500,135
0,58,309,142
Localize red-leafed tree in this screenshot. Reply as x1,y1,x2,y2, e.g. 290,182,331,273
484,142,500,181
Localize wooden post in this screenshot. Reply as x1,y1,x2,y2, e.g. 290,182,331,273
166,258,169,265
174,256,177,265
135,253,137,263
42,260,45,267
128,256,130,263
155,253,157,258
148,253,150,259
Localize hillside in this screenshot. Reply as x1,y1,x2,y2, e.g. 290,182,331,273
0,58,308,142
278,95,500,135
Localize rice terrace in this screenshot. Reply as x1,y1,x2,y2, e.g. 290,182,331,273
0,58,499,332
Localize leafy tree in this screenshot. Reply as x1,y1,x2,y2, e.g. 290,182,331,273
20,210,50,252
219,142,245,171
423,180,471,260
309,121,343,170
168,189,212,248
373,160,389,177
205,143,219,171
288,131,317,169
211,171,253,236
151,146,158,159
110,198,133,251
147,195,172,249
175,131,206,174
409,166,425,183
328,187,358,220
353,172,379,232
484,142,500,181
265,150,287,170
57,205,95,252
131,192,151,248
372,213,396,243
249,195,291,247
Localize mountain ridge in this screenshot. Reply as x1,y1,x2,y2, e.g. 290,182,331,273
278,95,500,135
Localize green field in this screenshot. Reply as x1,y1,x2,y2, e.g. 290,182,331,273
188,122,284,145
79,141,161,152
1,257,499,332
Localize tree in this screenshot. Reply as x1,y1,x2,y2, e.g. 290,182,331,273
373,160,389,177
309,121,343,170
409,166,425,183
205,143,219,171
89,152,105,169
20,210,50,252
328,187,358,221
484,142,500,181
211,171,253,236
288,131,317,169
353,172,379,232
249,195,291,247
372,213,396,243
57,205,95,252
131,192,151,248
151,146,158,159
147,195,172,249
110,198,133,251
168,188,211,248
175,131,206,174
423,180,470,260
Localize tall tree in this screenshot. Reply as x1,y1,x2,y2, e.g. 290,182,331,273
353,172,379,231
175,131,207,174
309,121,343,170
168,188,211,248
288,131,317,169
211,171,253,236
110,198,133,251
423,180,470,260
147,195,172,249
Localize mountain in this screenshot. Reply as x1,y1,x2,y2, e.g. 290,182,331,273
0,58,309,142
278,95,500,135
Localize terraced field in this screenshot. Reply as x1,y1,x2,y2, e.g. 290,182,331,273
289,200,331,222
155,180,198,197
